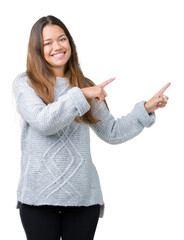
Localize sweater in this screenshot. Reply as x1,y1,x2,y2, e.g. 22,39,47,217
13,72,156,218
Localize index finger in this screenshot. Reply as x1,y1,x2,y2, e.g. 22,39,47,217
99,77,116,88
155,82,171,97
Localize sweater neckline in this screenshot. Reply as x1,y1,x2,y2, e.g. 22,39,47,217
55,77,68,85
56,76,68,80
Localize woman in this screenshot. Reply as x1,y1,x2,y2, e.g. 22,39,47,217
13,15,170,240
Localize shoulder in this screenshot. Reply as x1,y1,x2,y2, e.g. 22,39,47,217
13,72,31,91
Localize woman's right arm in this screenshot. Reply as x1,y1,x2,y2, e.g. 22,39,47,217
13,74,91,136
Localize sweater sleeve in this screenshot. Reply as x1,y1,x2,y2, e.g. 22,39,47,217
13,74,91,136
89,99,156,145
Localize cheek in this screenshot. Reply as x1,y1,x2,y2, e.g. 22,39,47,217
64,41,71,54
67,45,72,57
43,47,50,59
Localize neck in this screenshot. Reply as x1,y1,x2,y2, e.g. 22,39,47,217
53,67,65,78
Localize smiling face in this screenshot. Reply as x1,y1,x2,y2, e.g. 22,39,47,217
42,24,71,77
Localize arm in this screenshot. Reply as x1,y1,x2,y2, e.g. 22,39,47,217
13,74,90,136
89,99,156,145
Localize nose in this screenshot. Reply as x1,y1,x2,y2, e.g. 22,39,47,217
52,41,62,50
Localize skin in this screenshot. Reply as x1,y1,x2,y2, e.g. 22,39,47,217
42,24,71,77
42,25,171,114
144,82,171,113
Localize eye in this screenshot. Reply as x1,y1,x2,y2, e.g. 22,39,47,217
59,38,66,42
44,42,51,46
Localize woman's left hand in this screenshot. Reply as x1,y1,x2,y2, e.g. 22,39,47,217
144,82,171,114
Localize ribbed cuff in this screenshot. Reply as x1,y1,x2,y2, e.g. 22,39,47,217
133,101,156,127
68,87,91,116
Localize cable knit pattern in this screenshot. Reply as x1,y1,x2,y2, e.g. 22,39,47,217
13,72,156,218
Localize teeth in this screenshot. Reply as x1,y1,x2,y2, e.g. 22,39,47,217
52,53,64,57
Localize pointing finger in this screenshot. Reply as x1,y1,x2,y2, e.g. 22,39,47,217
99,77,116,88
155,82,171,97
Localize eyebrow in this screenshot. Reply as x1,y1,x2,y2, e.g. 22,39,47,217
43,34,65,42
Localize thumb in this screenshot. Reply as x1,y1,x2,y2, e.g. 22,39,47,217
155,96,164,106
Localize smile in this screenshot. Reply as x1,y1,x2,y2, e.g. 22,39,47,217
51,52,66,59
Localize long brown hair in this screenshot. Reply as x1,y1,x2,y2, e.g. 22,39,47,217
26,15,110,124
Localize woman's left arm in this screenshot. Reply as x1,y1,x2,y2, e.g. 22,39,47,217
89,82,171,145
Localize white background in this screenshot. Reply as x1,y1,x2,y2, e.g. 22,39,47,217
1,0,184,239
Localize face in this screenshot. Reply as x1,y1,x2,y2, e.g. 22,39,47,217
42,24,71,77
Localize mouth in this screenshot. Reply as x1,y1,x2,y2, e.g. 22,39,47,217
51,52,66,58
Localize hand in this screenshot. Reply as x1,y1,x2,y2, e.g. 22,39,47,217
144,82,171,114
81,77,116,103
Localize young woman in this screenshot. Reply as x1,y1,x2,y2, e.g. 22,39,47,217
13,15,170,240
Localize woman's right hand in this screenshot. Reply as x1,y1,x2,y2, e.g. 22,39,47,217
81,77,116,103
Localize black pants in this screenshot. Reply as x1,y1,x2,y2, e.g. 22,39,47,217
19,201,101,240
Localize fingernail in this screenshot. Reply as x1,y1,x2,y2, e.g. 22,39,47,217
164,98,167,102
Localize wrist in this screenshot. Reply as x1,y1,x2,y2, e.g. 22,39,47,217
144,102,151,114
81,88,86,97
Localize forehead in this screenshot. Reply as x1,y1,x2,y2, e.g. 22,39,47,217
42,25,65,40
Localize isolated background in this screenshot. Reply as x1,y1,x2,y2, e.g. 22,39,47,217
1,0,183,239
